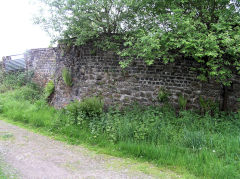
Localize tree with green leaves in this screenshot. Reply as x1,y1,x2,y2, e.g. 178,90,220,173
34,0,136,46
125,0,240,111
35,0,240,111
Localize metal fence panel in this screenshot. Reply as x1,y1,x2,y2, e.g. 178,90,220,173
4,56,26,72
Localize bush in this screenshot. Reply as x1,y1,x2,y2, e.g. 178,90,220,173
79,96,104,117
44,80,55,98
62,68,72,87
13,85,42,102
64,97,104,126
0,71,34,92
65,100,83,125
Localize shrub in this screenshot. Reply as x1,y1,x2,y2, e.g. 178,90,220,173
178,94,187,110
65,100,82,125
0,71,34,92
79,96,104,117
64,97,104,127
44,80,55,98
13,85,42,102
62,68,72,87
157,87,169,103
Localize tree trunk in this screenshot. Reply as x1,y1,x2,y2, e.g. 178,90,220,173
221,85,228,112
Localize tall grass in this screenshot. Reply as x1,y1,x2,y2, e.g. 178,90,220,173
0,84,240,178
0,165,5,178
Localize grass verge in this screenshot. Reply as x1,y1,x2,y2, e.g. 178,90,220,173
0,166,6,178
0,88,239,178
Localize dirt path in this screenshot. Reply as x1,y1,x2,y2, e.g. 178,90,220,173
0,120,182,179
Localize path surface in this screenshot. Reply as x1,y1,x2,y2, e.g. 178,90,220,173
0,120,182,179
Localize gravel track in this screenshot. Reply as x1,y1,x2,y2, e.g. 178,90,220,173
0,120,181,179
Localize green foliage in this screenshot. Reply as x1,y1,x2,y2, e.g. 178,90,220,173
0,104,3,114
12,84,42,103
121,0,240,86
178,95,187,110
199,96,219,115
0,71,34,92
157,87,169,103
182,130,206,150
62,68,72,87
44,80,55,98
63,97,104,126
64,101,85,126
36,0,240,87
78,97,104,117
34,0,135,47
0,162,6,178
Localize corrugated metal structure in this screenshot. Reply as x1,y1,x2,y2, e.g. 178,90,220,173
2,54,26,72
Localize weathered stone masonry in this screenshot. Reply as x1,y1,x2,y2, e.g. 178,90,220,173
24,48,56,86
50,44,240,110
23,45,240,110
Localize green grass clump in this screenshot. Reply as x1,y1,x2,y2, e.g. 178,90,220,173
62,68,72,87
64,97,104,125
178,94,187,110
79,96,104,117
0,165,6,178
0,85,240,178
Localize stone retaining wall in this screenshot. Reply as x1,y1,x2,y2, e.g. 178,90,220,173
50,45,240,110
24,48,57,86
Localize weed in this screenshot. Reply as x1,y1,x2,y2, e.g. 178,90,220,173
157,87,169,103
62,68,73,87
78,96,104,117
64,100,86,126
13,85,42,102
182,129,206,150
199,96,219,115
178,94,187,110
44,80,55,98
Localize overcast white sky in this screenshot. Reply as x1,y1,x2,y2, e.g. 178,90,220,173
0,0,51,58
